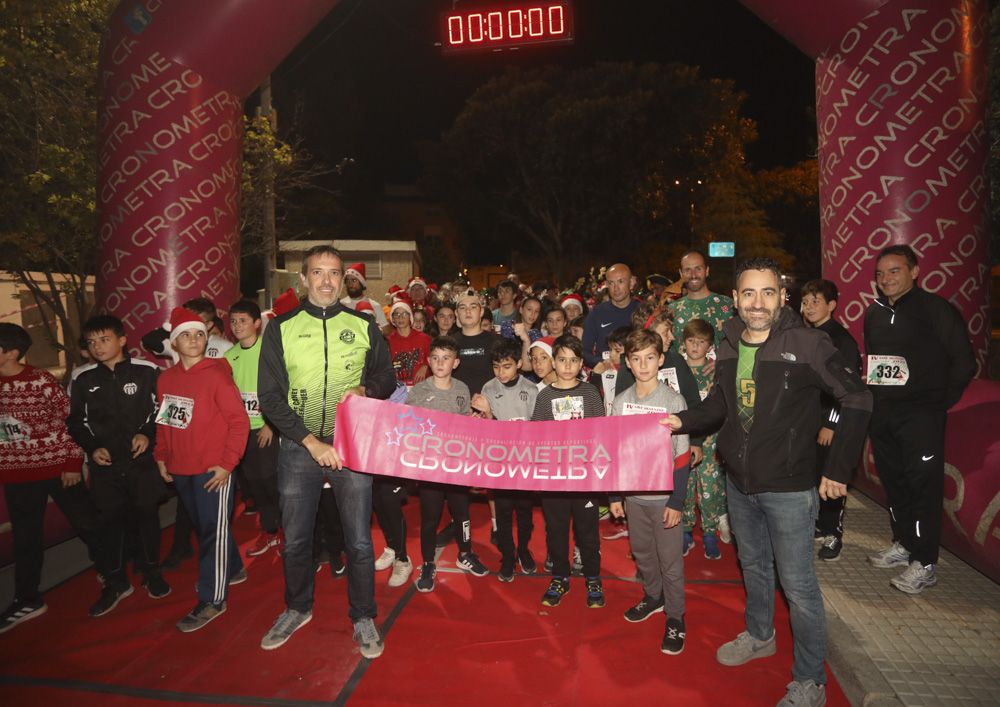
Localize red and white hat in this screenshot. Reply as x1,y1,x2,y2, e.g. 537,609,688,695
529,336,556,358
407,276,427,292
427,283,438,294
265,288,300,320
561,293,585,311
345,263,367,288
355,300,375,314
164,307,206,342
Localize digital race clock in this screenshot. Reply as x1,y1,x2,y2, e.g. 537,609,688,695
440,2,575,54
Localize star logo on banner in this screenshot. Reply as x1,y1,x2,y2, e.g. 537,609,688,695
397,408,424,433
420,419,436,436
385,428,404,446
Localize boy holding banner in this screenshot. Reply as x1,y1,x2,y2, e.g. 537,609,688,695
609,328,690,655
408,336,490,592
531,334,606,608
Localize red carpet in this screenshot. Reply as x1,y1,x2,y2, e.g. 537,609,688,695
0,498,849,706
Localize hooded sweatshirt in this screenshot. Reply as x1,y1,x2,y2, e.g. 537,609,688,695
153,357,249,475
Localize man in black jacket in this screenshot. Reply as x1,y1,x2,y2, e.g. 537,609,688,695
864,244,975,594
68,315,168,617
801,279,862,562
664,257,871,707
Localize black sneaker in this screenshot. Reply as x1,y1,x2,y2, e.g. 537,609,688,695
818,535,843,562
543,555,553,573
435,521,457,549
661,617,686,655
176,601,226,633
143,574,171,599
456,552,489,577
0,599,47,634
331,556,346,578
498,557,515,583
517,548,537,575
161,546,193,570
624,594,664,623
585,577,605,608
416,562,436,593
89,584,134,618
228,568,248,585
541,577,570,607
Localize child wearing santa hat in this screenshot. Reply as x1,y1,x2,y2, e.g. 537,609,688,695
154,307,249,633
387,298,431,387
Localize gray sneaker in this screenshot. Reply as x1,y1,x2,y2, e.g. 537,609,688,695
353,617,384,659
777,680,826,707
868,541,909,568
889,561,937,594
260,609,313,650
176,601,226,633
716,630,776,666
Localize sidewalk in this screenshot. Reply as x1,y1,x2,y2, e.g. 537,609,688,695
819,491,1000,706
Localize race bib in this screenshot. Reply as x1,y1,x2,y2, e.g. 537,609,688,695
601,370,617,415
0,415,29,443
241,392,261,418
622,402,667,416
551,395,585,421
156,394,195,429
658,367,681,394
866,355,909,386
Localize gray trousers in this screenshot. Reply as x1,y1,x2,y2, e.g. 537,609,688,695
627,501,685,618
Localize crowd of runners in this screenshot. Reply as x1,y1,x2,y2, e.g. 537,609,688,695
0,243,975,707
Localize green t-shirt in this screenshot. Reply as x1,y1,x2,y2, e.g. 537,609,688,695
736,340,759,434
225,337,265,430
670,293,735,350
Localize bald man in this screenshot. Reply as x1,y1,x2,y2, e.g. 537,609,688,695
582,264,639,368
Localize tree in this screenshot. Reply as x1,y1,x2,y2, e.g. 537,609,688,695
0,0,114,369
752,159,819,280
425,62,758,284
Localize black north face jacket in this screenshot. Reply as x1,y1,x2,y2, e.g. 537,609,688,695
677,307,872,494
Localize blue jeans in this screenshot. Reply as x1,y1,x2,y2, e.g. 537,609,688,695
173,472,242,605
278,439,375,621
726,477,826,684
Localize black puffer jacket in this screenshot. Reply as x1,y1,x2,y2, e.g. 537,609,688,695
677,307,872,493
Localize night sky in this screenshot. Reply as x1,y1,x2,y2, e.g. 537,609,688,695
271,0,817,185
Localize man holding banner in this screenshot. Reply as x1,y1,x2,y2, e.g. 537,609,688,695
664,257,871,707
257,245,396,659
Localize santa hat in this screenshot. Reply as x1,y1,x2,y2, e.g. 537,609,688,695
560,293,585,310
407,276,427,292
265,288,300,320
355,300,374,313
427,283,438,293
390,300,413,319
345,263,367,288
164,307,206,342
529,336,556,358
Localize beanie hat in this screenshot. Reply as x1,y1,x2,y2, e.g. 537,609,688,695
529,336,556,358
390,300,413,319
164,307,207,342
345,263,367,288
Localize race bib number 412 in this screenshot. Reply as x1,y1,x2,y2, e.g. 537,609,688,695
156,394,195,429
866,355,909,386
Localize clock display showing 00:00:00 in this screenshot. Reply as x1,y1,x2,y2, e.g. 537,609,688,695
444,4,571,49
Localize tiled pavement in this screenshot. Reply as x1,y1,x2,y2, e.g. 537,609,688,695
819,491,1000,706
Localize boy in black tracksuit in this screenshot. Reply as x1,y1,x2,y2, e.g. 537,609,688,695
68,315,168,616
800,279,862,561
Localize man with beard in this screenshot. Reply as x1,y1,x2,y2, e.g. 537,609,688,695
669,250,734,351
663,257,871,707
340,263,388,327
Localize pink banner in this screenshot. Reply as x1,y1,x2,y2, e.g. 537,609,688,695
333,397,674,493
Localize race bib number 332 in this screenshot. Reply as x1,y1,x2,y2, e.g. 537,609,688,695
156,394,195,429
866,355,909,386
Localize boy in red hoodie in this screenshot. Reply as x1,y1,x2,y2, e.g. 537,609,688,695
0,323,100,633
154,308,249,633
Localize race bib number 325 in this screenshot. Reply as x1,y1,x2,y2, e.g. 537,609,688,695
156,394,195,429
866,355,909,386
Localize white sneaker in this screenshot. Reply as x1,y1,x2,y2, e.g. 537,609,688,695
868,541,909,568
374,547,395,572
718,515,732,544
387,558,413,587
890,561,937,594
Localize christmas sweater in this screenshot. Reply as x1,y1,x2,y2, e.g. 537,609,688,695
0,366,83,483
